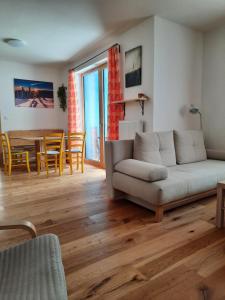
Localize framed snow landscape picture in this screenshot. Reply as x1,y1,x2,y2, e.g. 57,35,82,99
14,78,54,108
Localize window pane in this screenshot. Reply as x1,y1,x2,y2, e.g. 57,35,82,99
83,70,100,161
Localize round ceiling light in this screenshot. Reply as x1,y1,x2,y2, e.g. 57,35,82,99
3,38,27,48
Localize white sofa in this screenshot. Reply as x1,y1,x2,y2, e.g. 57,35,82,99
105,130,225,222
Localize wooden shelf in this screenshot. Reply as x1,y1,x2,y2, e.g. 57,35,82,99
112,97,150,116
113,97,149,104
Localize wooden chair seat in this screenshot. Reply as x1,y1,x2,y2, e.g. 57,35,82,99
38,150,60,155
65,148,81,153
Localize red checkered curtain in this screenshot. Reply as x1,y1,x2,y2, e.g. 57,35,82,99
107,45,124,140
68,70,81,132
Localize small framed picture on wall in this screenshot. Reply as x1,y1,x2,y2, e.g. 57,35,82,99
125,45,142,88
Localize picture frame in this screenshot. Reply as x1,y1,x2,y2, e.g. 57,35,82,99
125,46,142,88
14,78,54,108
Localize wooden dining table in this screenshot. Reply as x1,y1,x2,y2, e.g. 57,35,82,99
10,135,68,146
10,136,69,171
10,135,69,152
9,135,84,172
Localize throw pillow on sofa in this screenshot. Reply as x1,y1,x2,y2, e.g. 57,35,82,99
115,159,168,182
174,130,207,164
133,131,176,167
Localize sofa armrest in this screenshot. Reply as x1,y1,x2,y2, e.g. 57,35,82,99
206,149,225,161
105,140,134,199
0,220,37,239
115,159,168,182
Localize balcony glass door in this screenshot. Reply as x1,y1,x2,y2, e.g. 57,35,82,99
83,70,100,162
83,64,108,167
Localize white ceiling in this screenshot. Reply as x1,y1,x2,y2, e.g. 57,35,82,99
1,0,225,65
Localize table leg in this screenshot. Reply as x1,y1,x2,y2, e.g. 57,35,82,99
216,185,225,228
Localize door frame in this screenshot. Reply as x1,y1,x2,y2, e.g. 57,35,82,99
81,63,107,169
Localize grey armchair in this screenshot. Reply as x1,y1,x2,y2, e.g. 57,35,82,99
0,220,68,300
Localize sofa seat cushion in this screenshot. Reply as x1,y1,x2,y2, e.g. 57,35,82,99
115,159,168,182
170,159,225,194
0,234,67,300
174,130,207,164
112,159,225,205
113,171,190,205
133,131,176,167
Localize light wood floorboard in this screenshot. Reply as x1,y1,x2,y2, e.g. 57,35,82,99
0,165,225,299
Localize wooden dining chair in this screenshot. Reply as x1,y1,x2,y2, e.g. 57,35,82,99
64,132,86,174
37,132,64,176
0,133,30,175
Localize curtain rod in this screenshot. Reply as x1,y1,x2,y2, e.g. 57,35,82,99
69,43,120,72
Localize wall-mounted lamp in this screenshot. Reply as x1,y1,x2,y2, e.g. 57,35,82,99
189,104,202,129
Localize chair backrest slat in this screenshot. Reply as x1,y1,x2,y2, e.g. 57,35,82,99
43,132,64,155
68,132,86,152
0,133,11,160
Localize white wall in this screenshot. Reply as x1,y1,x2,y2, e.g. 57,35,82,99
63,16,204,135
202,26,225,150
62,17,155,133
0,17,206,137
118,17,154,132
0,60,67,132
153,17,203,131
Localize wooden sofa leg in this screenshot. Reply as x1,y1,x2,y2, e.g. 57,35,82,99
155,206,164,222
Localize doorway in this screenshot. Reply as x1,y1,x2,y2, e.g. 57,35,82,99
82,64,108,168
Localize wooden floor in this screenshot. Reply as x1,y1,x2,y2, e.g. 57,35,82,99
0,165,225,299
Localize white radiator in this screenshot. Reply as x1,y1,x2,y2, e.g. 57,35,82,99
119,120,143,140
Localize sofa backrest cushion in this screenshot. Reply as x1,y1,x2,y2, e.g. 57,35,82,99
133,132,161,165
157,131,176,166
174,130,207,164
133,131,176,167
